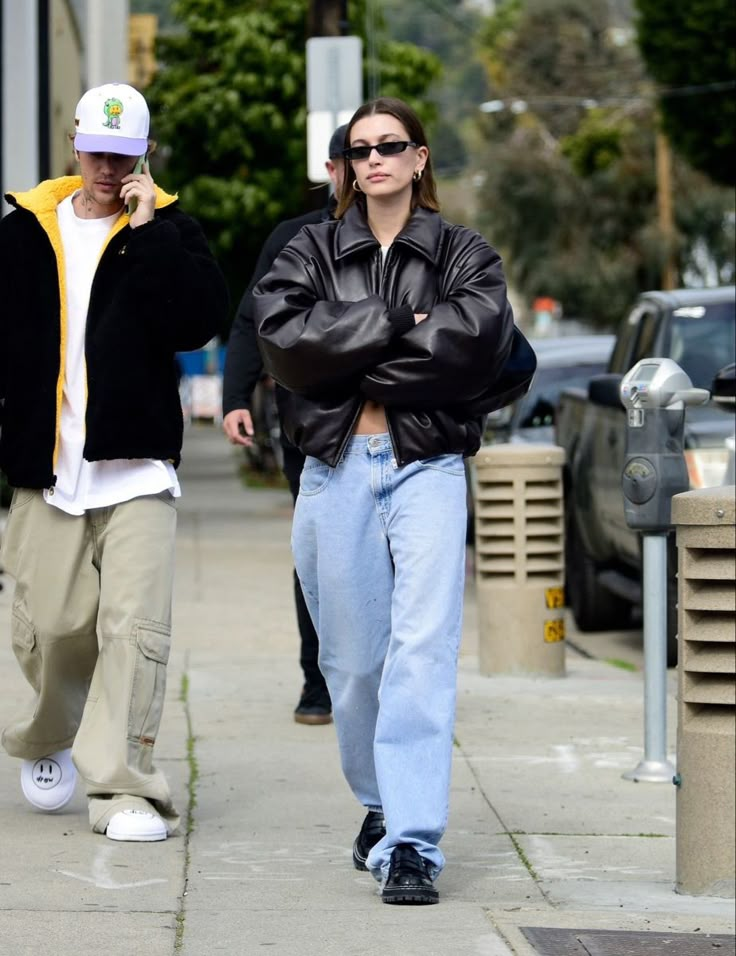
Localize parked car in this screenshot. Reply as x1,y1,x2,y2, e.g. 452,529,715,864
483,334,616,445
467,333,615,542
556,286,736,664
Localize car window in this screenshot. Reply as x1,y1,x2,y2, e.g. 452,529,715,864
609,304,660,374
665,301,736,389
516,363,608,428
609,306,643,373
630,307,660,368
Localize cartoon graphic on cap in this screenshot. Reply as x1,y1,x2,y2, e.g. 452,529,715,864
103,98,124,130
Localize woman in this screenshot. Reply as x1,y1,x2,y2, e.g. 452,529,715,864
254,98,533,904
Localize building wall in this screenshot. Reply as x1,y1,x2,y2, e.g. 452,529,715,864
85,0,129,88
50,0,83,176
129,14,158,90
1,2,39,199
1,0,130,208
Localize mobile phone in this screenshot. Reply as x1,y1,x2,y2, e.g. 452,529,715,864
126,154,147,216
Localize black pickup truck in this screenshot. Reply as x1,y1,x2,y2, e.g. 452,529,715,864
556,286,736,664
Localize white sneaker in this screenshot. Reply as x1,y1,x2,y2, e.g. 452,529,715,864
106,808,167,842
20,748,77,812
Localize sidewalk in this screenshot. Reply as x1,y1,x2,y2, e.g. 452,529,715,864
0,423,733,956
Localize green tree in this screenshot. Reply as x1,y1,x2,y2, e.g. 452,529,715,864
379,0,488,174
478,106,733,325
144,0,310,321
479,0,647,139
635,0,736,186
144,0,441,321
473,0,734,325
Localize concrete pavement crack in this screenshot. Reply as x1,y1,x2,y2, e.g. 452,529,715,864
174,652,199,953
457,739,551,905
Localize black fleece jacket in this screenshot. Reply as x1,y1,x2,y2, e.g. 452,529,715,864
0,176,228,489
222,200,335,418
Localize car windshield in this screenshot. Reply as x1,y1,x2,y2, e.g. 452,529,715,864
516,363,607,428
667,301,736,390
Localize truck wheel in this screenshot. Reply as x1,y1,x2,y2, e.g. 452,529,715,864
566,509,631,632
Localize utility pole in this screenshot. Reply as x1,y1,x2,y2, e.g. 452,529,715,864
305,1,359,194
308,0,348,37
656,128,677,290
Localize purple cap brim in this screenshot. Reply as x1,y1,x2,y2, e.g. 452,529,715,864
74,132,147,156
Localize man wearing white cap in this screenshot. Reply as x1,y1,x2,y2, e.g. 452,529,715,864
0,83,228,841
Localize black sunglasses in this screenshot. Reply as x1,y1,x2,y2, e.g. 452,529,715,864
343,140,418,162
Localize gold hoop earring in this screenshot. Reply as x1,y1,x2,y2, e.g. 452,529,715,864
413,169,423,182
352,179,362,192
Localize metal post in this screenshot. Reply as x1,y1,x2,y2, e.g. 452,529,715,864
308,0,343,37
365,0,379,99
622,532,676,782
37,0,50,182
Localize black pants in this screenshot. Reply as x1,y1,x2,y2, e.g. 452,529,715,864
283,443,327,694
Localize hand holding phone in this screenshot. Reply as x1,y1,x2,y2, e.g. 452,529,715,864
126,155,147,216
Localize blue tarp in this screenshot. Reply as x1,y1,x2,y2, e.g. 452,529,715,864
177,345,227,376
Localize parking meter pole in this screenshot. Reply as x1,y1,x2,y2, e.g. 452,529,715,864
622,532,675,782
618,358,709,784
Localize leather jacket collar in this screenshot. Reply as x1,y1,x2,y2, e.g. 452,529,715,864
334,203,442,265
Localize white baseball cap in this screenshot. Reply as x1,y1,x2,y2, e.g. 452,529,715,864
74,83,150,156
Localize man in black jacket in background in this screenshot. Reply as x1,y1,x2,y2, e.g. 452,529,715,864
222,125,347,725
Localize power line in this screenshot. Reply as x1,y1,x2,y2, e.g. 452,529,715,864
659,79,736,99
383,0,478,36
480,79,736,112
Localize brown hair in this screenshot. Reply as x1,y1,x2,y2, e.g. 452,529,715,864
335,97,440,219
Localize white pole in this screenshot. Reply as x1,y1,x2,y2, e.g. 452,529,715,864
85,0,130,88
2,1,39,210
622,532,676,783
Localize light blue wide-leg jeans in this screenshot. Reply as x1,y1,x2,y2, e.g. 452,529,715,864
292,434,467,881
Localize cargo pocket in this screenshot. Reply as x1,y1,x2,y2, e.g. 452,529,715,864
2,489,37,572
11,603,41,688
128,621,171,746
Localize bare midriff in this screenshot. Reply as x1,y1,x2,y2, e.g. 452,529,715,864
354,400,388,434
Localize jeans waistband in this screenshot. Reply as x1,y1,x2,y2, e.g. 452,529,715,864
342,433,392,457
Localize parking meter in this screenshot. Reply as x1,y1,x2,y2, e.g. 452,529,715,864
618,358,709,783
620,358,709,531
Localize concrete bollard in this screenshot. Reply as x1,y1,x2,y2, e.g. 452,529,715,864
672,485,735,898
472,444,566,676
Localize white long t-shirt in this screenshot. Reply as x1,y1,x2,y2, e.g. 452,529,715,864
43,193,180,515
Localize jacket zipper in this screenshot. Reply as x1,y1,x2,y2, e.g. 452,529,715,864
333,245,404,466
377,243,391,299
377,245,403,464
385,411,403,465
334,398,365,463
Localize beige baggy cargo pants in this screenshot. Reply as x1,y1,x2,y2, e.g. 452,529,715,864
1,488,180,835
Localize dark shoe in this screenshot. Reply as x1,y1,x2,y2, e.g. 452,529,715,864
352,810,386,871
381,844,439,905
293,684,332,725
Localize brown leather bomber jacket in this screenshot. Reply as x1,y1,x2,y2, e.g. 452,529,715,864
253,204,535,467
